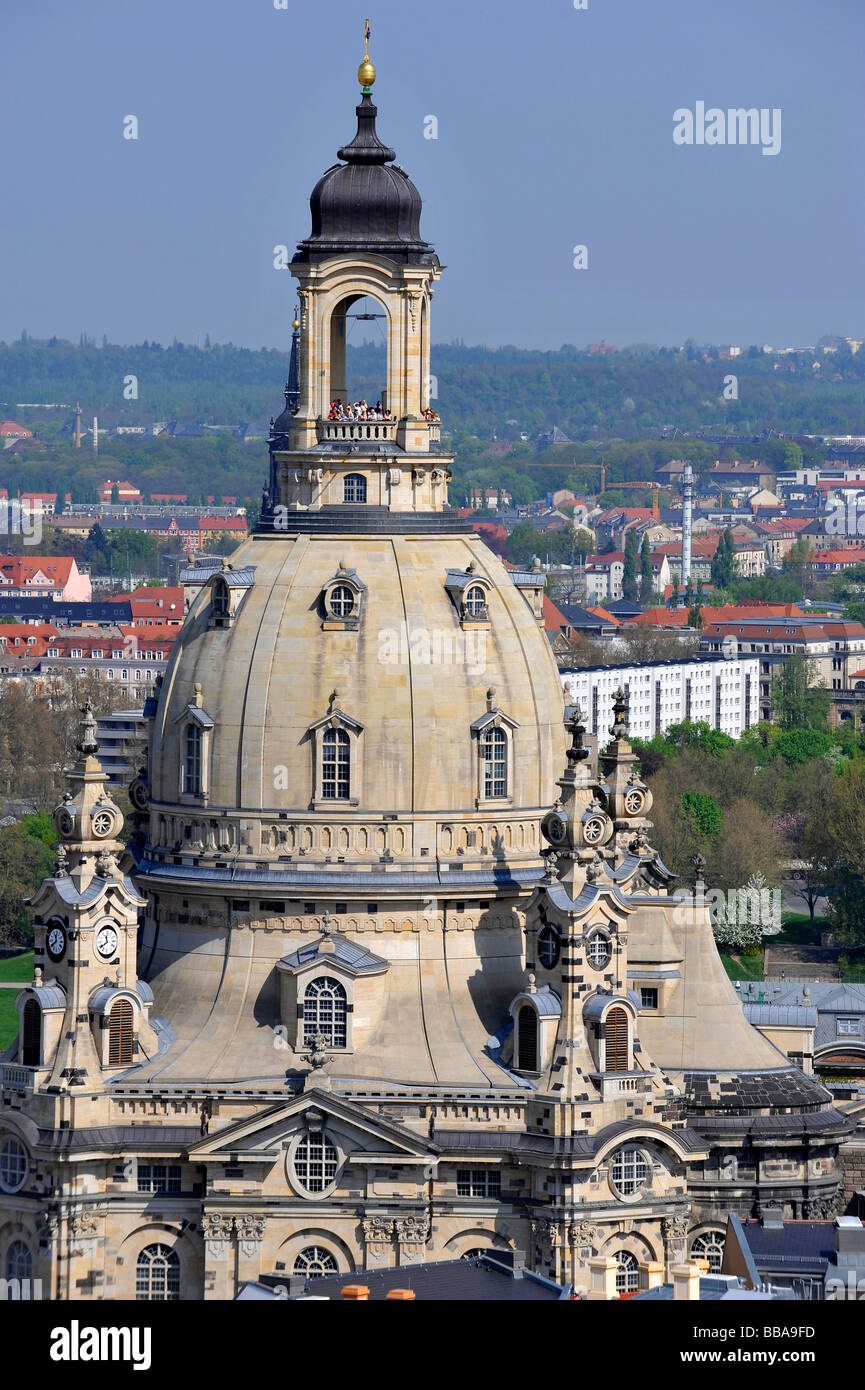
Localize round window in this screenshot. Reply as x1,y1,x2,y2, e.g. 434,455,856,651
609,1145,650,1199
0,1137,28,1193
329,585,355,619
585,931,612,970
537,925,560,969
624,789,645,816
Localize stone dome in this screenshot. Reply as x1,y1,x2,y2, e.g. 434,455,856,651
147,529,566,875
293,94,435,265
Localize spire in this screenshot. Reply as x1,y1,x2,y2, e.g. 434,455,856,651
357,16,376,92
285,310,300,415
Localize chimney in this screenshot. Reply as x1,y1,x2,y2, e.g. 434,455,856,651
341,1285,370,1301
836,1216,865,1258
385,1289,416,1300
671,1263,702,1301
761,1207,784,1230
639,1261,665,1290
587,1256,618,1300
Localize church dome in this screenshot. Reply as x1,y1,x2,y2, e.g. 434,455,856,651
293,95,435,265
146,530,565,875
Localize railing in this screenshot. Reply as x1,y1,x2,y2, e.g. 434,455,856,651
591,1071,654,1100
317,420,398,443
0,1064,35,1089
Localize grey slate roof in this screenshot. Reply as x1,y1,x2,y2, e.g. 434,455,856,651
290,1254,568,1301
743,1004,817,1027
279,933,388,976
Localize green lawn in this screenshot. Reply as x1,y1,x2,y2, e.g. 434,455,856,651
774,915,828,946
0,951,33,983
720,951,765,981
0,992,19,1051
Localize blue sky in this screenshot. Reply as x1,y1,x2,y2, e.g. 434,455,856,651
1,0,862,350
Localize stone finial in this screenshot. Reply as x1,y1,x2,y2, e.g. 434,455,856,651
609,687,629,740
34,966,42,988
53,843,69,877
692,851,706,890
526,972,537,994
193,682,203,708
565,706,590,768
465,562,475,574
328,688,339,712
76,700,99,757
486,686,497,711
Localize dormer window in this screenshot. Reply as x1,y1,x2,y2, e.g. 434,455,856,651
175,695,214,801
445,567,492,629
329,585,355,619
212,576,230,621
321,728,350,799
307,705,364,809
464,585,487,619
321,567,366,631
185,724,203,797
482,728,507,798
471,705,518,807
343,473,367,503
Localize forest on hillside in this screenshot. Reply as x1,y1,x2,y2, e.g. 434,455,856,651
3,336,865,442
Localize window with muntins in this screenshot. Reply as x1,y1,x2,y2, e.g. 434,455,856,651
517,1004,538,1071
586,932,612,970
464,585,486,618
343,473,367,503
108,998,134,1065
135,1244,180,1301
303,976,347,1047
456,1169,502,1198
537,925,560,970
293,1134,339,1194
614,1250,640,1292
185,723,202,796
293,1245,337,1278
6,1241,32,1287
610,1146,648,1197
482,728,507,798
329,584,355,618
0,1138,27,1193
137,1163,182,1194
321,728,350,799
691,1230,726,1272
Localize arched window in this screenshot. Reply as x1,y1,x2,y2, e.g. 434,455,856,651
5,1241,32,1289
212,578,230,619
344,473,367,504
108,998,134,1066
605,1006,629,1072
293,1245,337,1278
517,1004,538,1071
537,925,560,970
614,1249,640,1294
0,1137,27,1193
609,1146,648,1198
691,1229,726,1272
303,977,347,1048
185,723,202,797
321,728,350,800
482,728,508,798
293,1134,339,1194
464,585,487,619
329,585,355,618
21,999,41,1066
135,1244,180,1301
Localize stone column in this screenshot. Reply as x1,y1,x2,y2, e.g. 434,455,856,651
362,1217,395,1270
234,1215,265,1286
201,1213,234,1301
394,1215,429,1266
662,1212,690,1275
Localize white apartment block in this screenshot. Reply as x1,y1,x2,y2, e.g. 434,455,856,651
561,653,760,741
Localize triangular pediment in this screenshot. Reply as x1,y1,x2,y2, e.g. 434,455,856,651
187,1090,439,1163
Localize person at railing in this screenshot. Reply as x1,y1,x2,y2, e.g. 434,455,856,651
421,406,440,422
325,399,395,424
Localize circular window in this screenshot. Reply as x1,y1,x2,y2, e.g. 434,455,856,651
609,1146,650,1199
624,789,645,816
293,1246,337,1279
585,931,612,970
91,809,115,838
583,816,605,844
464,585,487,618
691,1229,725,1272
329,585,355,619
290,1132,340,1195
537,925,560,969
56,810,74,838
0,1137,28,1193
614,1249,640,1293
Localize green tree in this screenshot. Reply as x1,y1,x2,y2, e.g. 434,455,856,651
680,790,723,841
710,527,736,589
640,533,653,598
622,528,639,602
772,652,830,729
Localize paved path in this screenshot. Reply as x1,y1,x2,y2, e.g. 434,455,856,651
0,981,26,989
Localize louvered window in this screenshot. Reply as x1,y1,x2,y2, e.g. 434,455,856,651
605,1006,629,1072
517,1004,538,1071
21,999,41,1066
108,999,134,1065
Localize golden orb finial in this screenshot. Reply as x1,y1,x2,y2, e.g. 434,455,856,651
292,305,300,331
358,16,375,89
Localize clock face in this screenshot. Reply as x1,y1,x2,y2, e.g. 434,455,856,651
95,925,119,959
47,925,66,961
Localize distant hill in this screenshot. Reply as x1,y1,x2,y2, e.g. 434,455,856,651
2,336,865,442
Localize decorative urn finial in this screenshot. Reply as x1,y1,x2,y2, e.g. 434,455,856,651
358,16,376,90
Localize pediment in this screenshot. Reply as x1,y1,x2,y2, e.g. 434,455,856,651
187,1090,439,1164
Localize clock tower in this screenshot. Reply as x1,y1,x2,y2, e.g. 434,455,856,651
21,702,156,1087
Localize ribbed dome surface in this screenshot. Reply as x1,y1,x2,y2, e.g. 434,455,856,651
294,95,434,264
